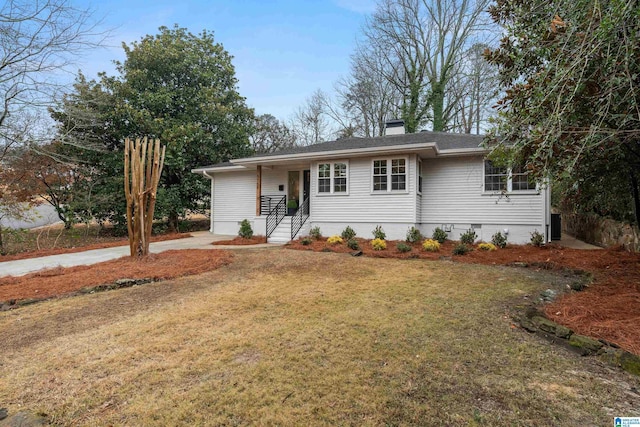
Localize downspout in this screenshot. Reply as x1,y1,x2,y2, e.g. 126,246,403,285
203,171,214,233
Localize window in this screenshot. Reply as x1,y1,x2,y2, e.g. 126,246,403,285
484,160,536,192
511,165,536,191
484,160,507,192
317,161,348,194
372,158,407,192
373,160,387,191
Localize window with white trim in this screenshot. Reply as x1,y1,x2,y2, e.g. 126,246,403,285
372,158,407,192
317,161,348,194
484,160,536,192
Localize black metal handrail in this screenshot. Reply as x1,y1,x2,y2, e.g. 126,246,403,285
266,196,286,238
260,195,283,216
291,197,310,240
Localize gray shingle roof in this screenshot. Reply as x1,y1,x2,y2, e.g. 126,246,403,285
256,130,484,157
194,131,485,171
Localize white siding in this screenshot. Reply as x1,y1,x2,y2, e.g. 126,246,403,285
211,170,255,235
311,156,416,224
420,156,544,244
261,168,288,196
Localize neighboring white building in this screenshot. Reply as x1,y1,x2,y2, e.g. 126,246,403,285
192,122,552,244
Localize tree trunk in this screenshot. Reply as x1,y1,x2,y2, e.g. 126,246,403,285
432,83,445,132
168,212,179,233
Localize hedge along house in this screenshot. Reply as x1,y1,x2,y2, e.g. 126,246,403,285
192,121,552,244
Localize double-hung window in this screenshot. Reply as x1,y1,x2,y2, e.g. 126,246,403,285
317,161,348,194
372,158,407,192
484,160,536,192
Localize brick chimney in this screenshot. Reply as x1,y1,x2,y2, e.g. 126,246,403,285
385,119,405,136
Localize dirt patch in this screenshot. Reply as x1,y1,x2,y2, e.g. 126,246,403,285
212,236,267,245
287,238,640,355
0,249,233,303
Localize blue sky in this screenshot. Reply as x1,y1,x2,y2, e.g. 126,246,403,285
76,0,377,121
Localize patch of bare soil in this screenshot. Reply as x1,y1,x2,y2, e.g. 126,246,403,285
212,235,267,245
287,238,640,355
0,249,233,303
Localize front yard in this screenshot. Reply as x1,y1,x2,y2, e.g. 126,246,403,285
0,249,638,425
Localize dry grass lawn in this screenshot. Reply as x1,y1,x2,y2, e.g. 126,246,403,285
0,249,638,426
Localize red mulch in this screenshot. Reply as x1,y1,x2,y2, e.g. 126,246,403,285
211,236,267,245
0,233,192,262
287,238,640,355
0,249,233,303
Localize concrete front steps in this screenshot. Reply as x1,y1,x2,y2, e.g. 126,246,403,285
267,216,310,244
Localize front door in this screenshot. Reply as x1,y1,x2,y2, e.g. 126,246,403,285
288,171,300,215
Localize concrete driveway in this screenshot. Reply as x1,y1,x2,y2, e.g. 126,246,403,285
0,232,282,278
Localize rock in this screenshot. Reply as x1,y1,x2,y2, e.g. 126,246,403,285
351,251,363,257
540,289,558,302
520,318,538,333
510,262,528,268
531,316,557,334
0,411,47,426
0,408,7,421
0,304,12,312
569,334,604,355
554,325,573,339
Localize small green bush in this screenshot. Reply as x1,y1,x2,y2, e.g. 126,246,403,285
530,230,544,247
478,242,497,251
453,243,472,255
309,226,322,240
406,226,422,243
238,219,253,239
422,239,441,252
341,226,357,240
432,227,448,244
301,237,312,245
372,225,386,240
347,238,360,250
327,235,343,245
396,242,412,253
491,231,508,248
460,229,477,245
371,238,386,251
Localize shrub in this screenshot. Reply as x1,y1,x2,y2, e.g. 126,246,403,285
341,226,357,240
478,242,497,251
347,238,360,250
238,219,253,239
530,230,544,247
309,226,322,240
327,235,343,245
491,231,508,248
406,226,422,243
432,227,448,243
372,225,386,240
371,238,386,251
460,228,477,245
301,237,312,246
422,239,440,252
453,243,472,255
396,242,412,253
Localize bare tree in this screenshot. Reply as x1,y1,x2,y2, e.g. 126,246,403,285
336,44,402,137
362,0,492,132
290,89,332,146
0,0,103,156
447,43,499,134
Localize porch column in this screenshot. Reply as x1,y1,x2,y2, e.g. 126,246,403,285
256,165,262,216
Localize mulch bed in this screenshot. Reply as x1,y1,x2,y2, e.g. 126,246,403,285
0,249,233,304
211,236,267,245
0,233,192,262
287,237,640,355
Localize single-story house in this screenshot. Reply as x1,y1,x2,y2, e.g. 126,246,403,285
192,121,552,244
